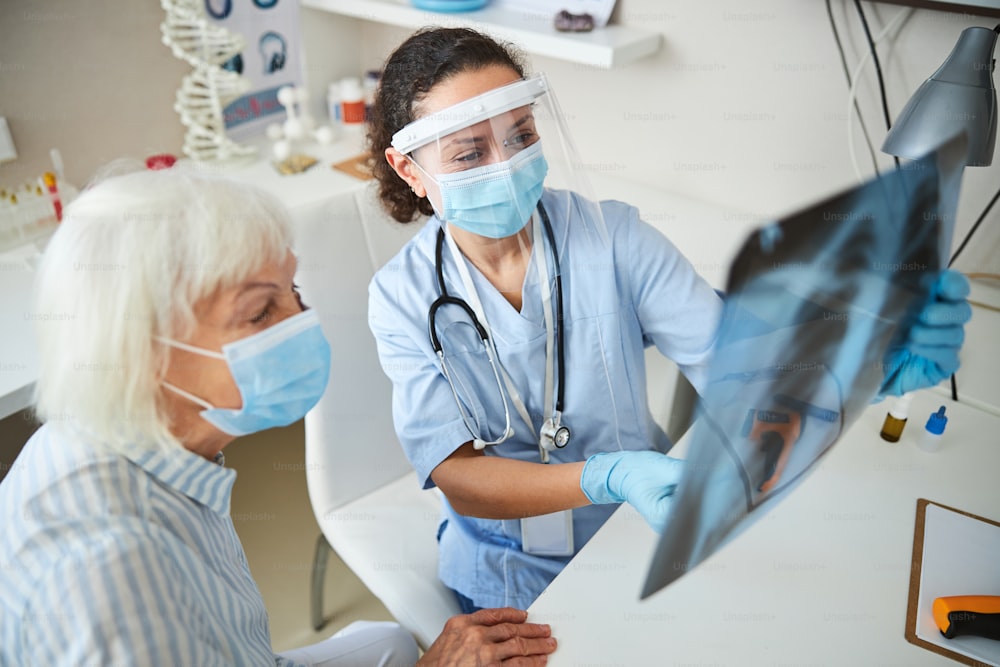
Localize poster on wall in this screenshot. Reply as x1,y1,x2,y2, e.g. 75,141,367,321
204,0,303,138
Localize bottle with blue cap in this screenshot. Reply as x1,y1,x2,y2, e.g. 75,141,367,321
918,405,948,452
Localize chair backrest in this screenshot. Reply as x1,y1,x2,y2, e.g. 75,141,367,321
296,185,462,647
294,185,421,512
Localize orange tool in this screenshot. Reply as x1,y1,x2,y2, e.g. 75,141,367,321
932,595,1000,640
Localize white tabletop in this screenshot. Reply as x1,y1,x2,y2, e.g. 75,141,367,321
211,133,369,212
0,135,373,421
528,390,1000,665
0,244,42,419
936,278,1000,417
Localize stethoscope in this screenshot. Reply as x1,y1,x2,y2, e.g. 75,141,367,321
428,202,570,463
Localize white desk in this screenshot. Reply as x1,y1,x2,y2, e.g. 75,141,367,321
529,390,1000,665
0,244,42,419
938,278,1000,417
212,133,368,212
0,136,372,421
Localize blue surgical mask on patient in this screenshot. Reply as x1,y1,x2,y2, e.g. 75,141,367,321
160,309,331,436
418,141,549,239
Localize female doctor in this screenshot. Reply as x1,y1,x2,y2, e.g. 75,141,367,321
366,28,971,612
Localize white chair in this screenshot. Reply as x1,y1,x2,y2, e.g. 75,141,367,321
291,178,708,650
293,185,462,650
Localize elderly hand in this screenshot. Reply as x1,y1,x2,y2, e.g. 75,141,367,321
580,451,684,532
417,608,556,666
879,270,972,397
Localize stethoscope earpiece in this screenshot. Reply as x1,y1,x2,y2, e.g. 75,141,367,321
472,427,514,451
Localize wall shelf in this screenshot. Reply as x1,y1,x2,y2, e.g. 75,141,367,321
300,0,662,68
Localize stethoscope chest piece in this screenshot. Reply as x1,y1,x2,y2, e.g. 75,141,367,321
540,414,571,452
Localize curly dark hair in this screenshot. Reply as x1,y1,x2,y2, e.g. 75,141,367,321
366,28,527,223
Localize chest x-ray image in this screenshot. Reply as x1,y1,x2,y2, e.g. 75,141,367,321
642,133,966,599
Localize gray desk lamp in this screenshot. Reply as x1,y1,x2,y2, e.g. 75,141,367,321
882,25,999,166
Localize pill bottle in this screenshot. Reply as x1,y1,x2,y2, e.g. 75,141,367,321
917,406,948,453
879,393,912,442
339,77,366,129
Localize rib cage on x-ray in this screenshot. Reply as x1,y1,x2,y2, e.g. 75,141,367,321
642,134,966,599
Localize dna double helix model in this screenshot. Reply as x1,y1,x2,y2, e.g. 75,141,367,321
160,0,257,161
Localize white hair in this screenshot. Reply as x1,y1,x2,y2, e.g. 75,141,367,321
33,162,294,452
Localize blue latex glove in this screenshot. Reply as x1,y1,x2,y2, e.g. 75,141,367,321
580,451,684,532
879,270,972,397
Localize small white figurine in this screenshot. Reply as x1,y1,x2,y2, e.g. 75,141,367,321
268,85,335,160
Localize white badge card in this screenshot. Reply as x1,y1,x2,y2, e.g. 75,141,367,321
521,510,574,556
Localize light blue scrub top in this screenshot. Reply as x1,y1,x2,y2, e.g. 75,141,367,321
368,189,723,609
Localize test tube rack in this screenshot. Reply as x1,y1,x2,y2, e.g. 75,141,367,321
0,181,77,253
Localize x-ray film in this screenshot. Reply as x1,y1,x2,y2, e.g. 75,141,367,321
642,134,966,599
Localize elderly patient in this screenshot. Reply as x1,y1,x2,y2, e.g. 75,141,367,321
0,167,556,666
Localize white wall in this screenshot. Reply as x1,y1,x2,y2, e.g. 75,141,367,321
1,1,995,273
299,8,364,126
355,0,1000,274
0,0,188,188
0,1,362,190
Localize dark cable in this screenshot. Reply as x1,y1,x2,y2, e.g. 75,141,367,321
854,0,900,169
434,227,448,296
945,183,1000,402
537,203,566,413
949,184,1000,267
827,0,881,174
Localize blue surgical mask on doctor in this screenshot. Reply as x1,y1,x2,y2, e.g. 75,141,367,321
414,141,549,239
160,309,331,436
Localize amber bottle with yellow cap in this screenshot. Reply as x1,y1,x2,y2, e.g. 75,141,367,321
879,393,913,442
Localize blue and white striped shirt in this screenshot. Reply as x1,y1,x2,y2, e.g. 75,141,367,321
0,424,301,667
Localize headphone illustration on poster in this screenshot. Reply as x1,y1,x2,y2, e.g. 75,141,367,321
204,0,304,138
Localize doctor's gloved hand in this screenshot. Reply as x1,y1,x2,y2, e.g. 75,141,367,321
580,451,684,533
879,270,972,398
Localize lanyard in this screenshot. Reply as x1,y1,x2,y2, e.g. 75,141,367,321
443,216,559,462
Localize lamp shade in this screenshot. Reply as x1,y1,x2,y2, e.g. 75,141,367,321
882,26,998,166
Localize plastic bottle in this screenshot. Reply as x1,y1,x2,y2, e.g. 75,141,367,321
327,81,341,124
918,406,948,452
339,77,365,130
879,393,913,442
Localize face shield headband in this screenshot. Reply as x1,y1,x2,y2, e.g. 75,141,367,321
391,74,549,155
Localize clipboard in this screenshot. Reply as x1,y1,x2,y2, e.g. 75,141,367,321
332,154,374,181
906,499,1000,666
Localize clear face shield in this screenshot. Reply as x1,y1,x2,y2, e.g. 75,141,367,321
393,73,608,461
392,72,607,245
